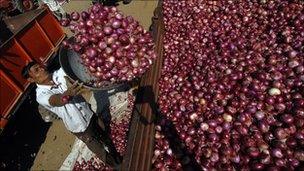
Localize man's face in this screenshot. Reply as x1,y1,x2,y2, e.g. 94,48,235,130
28,64,49,84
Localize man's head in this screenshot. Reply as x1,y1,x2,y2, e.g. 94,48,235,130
21,61,50,84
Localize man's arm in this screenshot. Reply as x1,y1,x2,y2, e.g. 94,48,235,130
49,81,84,107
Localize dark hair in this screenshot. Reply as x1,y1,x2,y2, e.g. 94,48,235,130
21,61,37,79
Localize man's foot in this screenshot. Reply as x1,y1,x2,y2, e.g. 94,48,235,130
106,153,122,169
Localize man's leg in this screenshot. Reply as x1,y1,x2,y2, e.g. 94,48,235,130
73,118,121,168
95,116,123,164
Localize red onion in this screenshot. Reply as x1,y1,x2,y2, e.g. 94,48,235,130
103,26,113,35
281,114,294,124
271,148,283,158
81,11,89,20
60,18,70,27
98,41,107,50
71,12,80,21
107,56,115,63
112,20,122,29
274,128,288,140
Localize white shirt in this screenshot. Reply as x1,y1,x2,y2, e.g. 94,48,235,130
36,68,93,133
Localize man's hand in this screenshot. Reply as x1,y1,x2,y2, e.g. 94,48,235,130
49,77,88,107
64,76,91,98
63,76,84,96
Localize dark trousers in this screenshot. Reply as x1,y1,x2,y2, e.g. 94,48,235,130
73,115,121,168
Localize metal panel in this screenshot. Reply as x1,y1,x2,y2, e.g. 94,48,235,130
17,21,53,62
0,71,22,118
37,11,65,46
0,40,31,90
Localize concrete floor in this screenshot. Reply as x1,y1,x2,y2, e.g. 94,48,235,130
31,1,158,170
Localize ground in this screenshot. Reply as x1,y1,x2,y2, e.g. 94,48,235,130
0,1,157,170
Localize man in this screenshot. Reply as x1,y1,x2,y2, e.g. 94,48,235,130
21,61,121,168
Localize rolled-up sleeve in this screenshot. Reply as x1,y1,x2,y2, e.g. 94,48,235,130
57,68,67,77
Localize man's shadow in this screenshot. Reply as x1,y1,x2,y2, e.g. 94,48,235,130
93,83,131,133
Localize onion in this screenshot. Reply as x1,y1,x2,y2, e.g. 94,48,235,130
98,41,107,50
86,20,94,27
112,20,122,29
294,151,304,161
255,111,265,120
281,114,294,124
154,149,161,156
271,148,283,158
223,114,233,122
60,18,70,27
288,60,299,68
200,123,209,131
131,58,139,68
268,88,281,96
81,11,89,20
189,112,198,121
103,26,113,35
274,128,288,140
85,47,97,59
107,56,115,63
71,12,80,21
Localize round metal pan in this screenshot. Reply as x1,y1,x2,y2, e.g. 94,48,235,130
58,46,124,91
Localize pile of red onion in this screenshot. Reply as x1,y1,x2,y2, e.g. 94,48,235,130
60,4,156,87
153,120,183,171
155,0,304,170
73,157,112,171
110,93,135,155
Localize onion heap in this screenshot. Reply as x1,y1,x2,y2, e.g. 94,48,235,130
60,4,156,87
155,0,304,170
110,93,135,155
73,157,112,171
153,119,183,171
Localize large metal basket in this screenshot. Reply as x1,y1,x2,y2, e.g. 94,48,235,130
59,46,124,91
